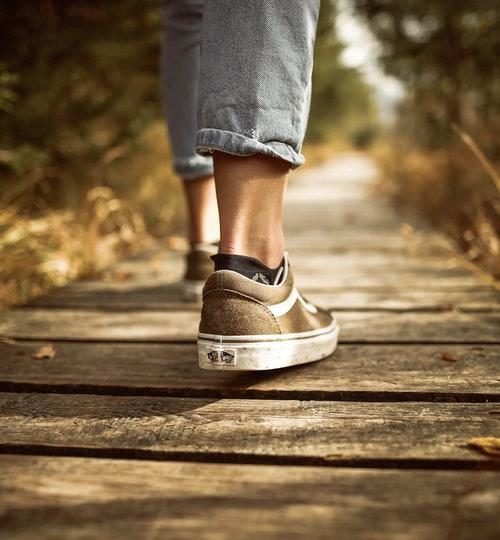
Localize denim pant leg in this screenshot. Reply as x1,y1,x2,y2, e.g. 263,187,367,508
161,0,214,180
196,0,320,169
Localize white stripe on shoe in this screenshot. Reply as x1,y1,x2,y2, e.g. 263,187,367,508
298,294,318,314
267,287,299,317
198,319,338,343
266,286,318,317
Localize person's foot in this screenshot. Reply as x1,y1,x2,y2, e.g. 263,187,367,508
182,242,218,299
197,253,339,370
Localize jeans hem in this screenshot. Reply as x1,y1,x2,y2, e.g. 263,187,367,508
174,156,214,180
196,128,305,169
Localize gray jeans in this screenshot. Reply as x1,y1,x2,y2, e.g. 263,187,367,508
161,0,320,180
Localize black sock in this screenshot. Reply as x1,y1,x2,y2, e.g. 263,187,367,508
211,253,285,285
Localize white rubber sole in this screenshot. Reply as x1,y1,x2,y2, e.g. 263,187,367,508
198,321,339,371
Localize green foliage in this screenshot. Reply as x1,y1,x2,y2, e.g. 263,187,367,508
353,0,500,152
308,0,378,143
0,0,163,212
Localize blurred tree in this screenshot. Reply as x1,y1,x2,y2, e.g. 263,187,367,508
308,0,378,144
352,0,500,277
352,0,500,152
0,0,161,211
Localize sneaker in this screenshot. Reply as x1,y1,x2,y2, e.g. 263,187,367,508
197,253,339,370
182,242,218,299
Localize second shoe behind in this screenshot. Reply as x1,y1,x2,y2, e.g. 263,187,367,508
182,242,218,299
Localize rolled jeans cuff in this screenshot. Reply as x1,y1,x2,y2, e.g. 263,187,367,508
196,128,305,169
173,155,214,180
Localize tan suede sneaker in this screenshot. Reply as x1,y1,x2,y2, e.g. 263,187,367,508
182,242,218,298
197,253,339,370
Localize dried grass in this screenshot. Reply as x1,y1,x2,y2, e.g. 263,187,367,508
0,122,185,308
374,139,500,282
0,192,148,307
302,137,350,169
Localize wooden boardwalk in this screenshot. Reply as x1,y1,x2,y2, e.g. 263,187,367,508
0,154,499,539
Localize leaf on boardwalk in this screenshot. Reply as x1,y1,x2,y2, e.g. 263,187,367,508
103,271,133,282
32,344,56,360
0,336,17,345
323,454,346,460
441,351,458,362
467,437,500,457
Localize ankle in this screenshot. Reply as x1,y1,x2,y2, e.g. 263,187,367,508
212,252,285,285
218,238,284,268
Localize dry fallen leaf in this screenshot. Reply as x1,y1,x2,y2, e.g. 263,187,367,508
0,336,17,345
467,437,500,458
323,454,346,460
437,303,457,313
103,271,133,282
33,344,56,360
441,351,458,362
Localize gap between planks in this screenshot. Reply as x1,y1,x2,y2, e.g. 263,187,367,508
1,342,498,402
0,382,498,403
1,445,499,471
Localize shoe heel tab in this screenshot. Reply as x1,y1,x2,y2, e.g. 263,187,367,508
202,270,226,295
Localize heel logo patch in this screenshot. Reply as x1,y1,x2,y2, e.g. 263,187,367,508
207,348,237,366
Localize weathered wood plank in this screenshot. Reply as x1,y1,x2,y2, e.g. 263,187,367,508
286,233,451,255
291,251,460,270
93,251,472,275
0,342,498,399
306,290,499,312
26,247,498,309
1,456,499,540
32,247,491,314
1,309,498,342
291,270,485,290
27,288,500,312
1,393,499,464
40,253,489,292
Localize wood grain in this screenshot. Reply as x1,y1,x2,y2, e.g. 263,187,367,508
1,456,499,540
1,308,498,342
1,393,499,464
28,286,499,312
0,342,498,399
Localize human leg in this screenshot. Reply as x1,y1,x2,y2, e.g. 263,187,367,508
213,152,289,268
195,0,318,268
181,174,219,245
161,0,219,246
195,1,339,370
